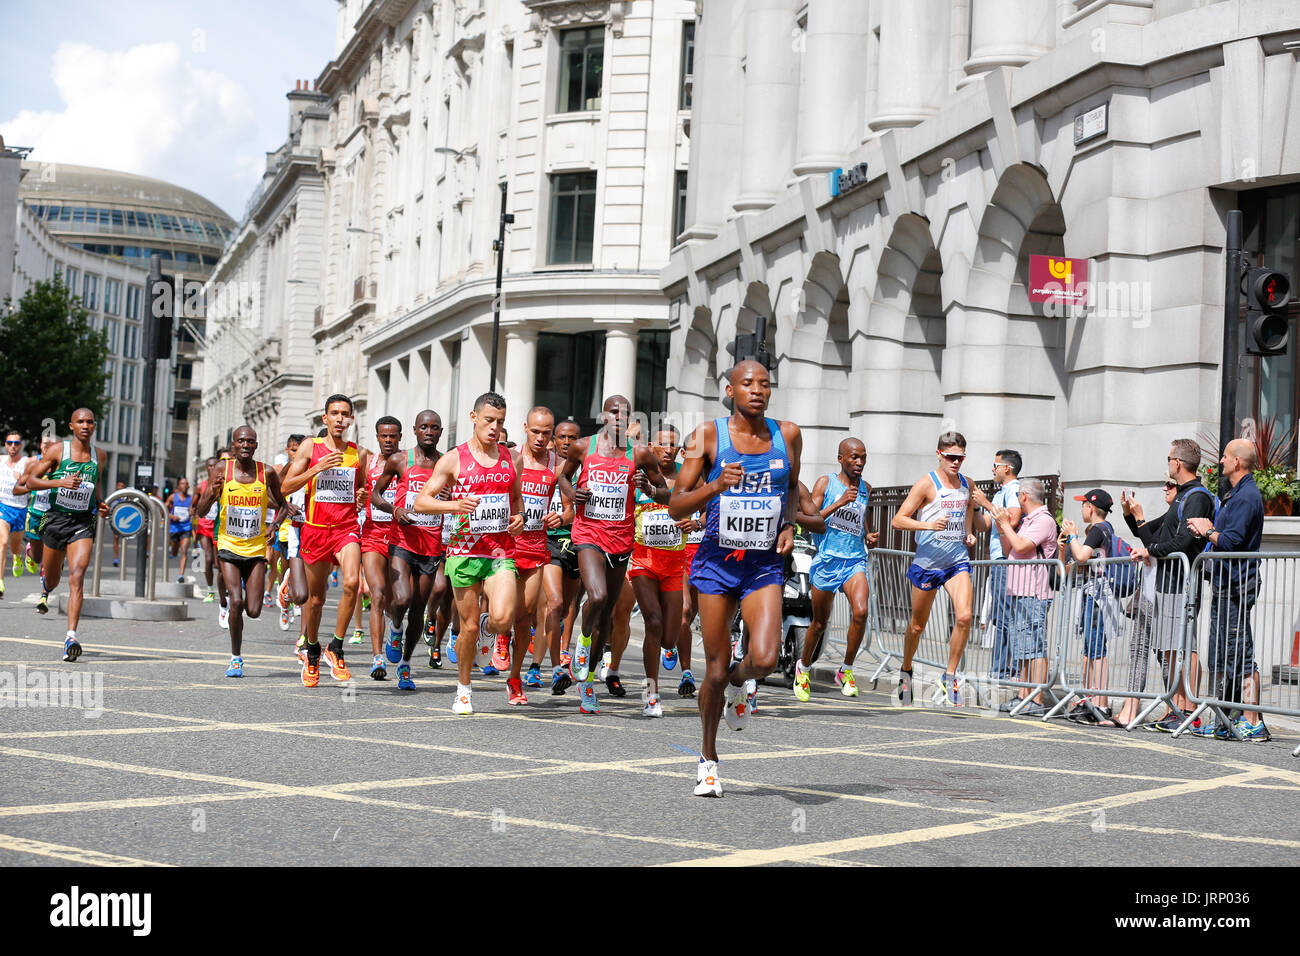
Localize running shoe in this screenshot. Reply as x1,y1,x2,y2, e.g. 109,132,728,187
295,635,308,665
225,656,244,678
301,648,320,688
112,558,119,567
446,635,459,664
276,578,290,611
507,677,528,705
452,688,473,716
1147,709,1186,733
323,642,352,682
330,570,339,588
423,620,436,645
794,661,812,703
36,593,49,615
203,591,215,604
1187,717,1219,738
723,681,754,731
25,555,38,574
837,665,858,698
677,669,696,698
0,579,5,598
397,663,415,691
560,651,572,669
218,605,229,629
62,637,82,663
662,647,678,671
643,692,663,718
349,628,364,646
598,649,612,682
579,681,600,714
428,644,443,669
1237,719,1271,742
279,605,293,631
571,634,593,682
262,590,273,607
370,655,387,681
385,621,403,664
897,668,913,707
12,555,23,576
606,673,626,697
694,759,722,798
524,663,542,688
491,633,511,672
362,593,371,612
552,666,572,696
938,673,963,707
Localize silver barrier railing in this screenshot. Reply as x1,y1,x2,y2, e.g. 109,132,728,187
1173,552,1300,755
146,495,168,584
91,488,164,601
865,549,1067,711
821,560,885,674
1049,553,1192,729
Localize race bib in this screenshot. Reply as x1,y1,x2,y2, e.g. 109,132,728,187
33,489,51,513
584,480,627,522
314,467,355,503
264,507,275,523
549,488,564,515
0,473,16,498
55,479,95,512
469,493,509,534
939,502,965,542
717,495,781,551
404,488,441,527
523,494,548,532
641,510,683,549
173,506,191,522
225,505,262,539
371,487,397,523
826,500,865,536
205,501,219,521
686,511,705,545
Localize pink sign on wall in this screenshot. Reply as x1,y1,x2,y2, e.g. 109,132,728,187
1029,255,1089,304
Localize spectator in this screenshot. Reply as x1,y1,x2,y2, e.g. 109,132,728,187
1061,488,1119,721
1186,438,1267,741
977,449,1022,678
995,477,1057,715
1124,438,1217,731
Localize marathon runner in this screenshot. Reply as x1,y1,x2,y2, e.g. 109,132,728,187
281,394,366,687
274,436,308,631
669,361,802,797
413,392,522,715
890,431,994,707
355,417,402,678
16,436,58,575
373,410,444,692
166,478,194,584
195,456,229,616
24,409,109,659
541,419,580,694
506,406,562,705
795,438,878,702
558,395,671,714
675,502,706,698
194,426,286,677
0,431,32,594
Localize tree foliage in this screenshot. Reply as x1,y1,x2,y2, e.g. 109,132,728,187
0,277,110,446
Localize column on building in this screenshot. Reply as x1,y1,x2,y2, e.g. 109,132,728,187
502,326,538,434
601,324,638,407
962,0,1055,83
732,0,802,213
792,0,869,176
681,0,744,240
869,0,951,132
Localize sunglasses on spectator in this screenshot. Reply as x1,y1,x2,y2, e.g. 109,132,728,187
4,440,20,445
940,453,965,463
1163,481,1176,490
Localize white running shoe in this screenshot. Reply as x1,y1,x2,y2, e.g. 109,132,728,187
218,605,229,629
278,606,292,631
643,693,663,718
694,759,722,797
452,688,473,716
598,649,612,682
724,680,755,731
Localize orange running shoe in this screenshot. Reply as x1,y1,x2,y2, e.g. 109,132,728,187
295,636,308,665
323,644,352,681
491,633,510,671
301,655,320,688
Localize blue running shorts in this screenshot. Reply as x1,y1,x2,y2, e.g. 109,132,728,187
906,561,970,592
810,554,868,593
690,541,783,599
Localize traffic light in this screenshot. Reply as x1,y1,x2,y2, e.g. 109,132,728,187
148,274,175,360
1244,267,1290,356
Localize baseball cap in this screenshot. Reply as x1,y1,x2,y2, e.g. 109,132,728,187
1073,489,1113,513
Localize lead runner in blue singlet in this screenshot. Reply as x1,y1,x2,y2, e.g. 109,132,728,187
890,430,995,708
669,360,802,798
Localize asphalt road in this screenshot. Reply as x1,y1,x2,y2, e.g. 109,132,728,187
1,565,1298,867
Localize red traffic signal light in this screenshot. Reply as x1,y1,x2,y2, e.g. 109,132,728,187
1244,267,1290,356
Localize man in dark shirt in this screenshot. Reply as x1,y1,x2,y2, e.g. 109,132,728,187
1123,438,1217,730
1187,438,1268,741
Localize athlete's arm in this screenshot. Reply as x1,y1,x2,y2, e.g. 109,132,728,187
557,439,588,504
25,443,76,491
796,481,826,533
281,440,340,496
863,483,879,547
777,422,803,555
891,480,945,532
507,459,524,535
94,448,110,517
636,444,671,504
964,488,977,548
266,467,288,510
193,474,221,517
809,475,834,519
373,452,409,523
353,447,369,511
412,451,474,515
668,422,735,519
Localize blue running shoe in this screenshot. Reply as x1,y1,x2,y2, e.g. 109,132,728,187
370,655,387,680
571,634,593,682
579,681,600,714
397,663,415,691
225,656,243,678
524,663,543,688
446,633,459,664
385,622,403,664
62,637,82,663
552,665,572,696
662,647,678,672
481,664,500,677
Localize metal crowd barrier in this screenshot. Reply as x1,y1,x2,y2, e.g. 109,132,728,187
1051,553,1192,728
1174,552,1300,755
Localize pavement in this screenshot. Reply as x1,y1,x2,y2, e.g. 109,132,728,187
1,561,1298,868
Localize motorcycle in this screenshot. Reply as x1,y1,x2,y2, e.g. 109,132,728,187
729,531,824,688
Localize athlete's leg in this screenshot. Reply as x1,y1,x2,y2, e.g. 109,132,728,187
697,591,740,763
288,555,309,606
220,559,247,656
200,534,215,588
609,572,635,672
841,572,871,666
510,567,544,681
630,574,668,688
403,565,436,661
389,553,414,634
63,537,95,633
902,586,941,672
362,550,390,656
802,585,836,668
177,534,191,578
732,583,782,685
41,544,66,594
940,571,974,675
679,582,698,672
453,583,486,686
330,543,361,643
301,560,331,642
576,548,614,657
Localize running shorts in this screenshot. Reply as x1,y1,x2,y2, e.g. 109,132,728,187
628,544,685,592
217,549,267,574
24,508,44,543
41,511,96,550
547,536,580,579
445,555,516,588
906,562,970,592
574,541,631,569
0,503,25,531
391,545,442,577
299,523,361,566
689,541,782,599
811,555,868,593
195,519,215,541
361,521,392,556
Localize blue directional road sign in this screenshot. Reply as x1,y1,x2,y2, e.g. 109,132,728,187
111,502,147,538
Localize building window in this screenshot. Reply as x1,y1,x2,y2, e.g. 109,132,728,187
103,360,115,399
557,27,604,112
548,172,597,265
635,330,671,416
124,324,139,359
104,319,118,353
679,21,695,110
65,267,79,299
445,340,460,447
121,363,136,401
82,274,98,311
535,331,605,431
104,278,122,315
118,405,133,446
100,406,113,443
174,400,189,422
125,285,142,320
673,170,688,244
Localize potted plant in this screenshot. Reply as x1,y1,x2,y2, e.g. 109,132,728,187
1255,466,1297,517
1198,416,1299,516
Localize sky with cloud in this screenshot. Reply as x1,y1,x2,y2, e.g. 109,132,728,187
0,0,338,220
